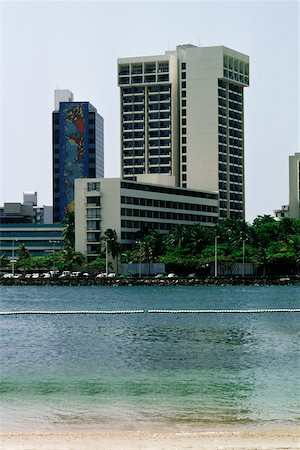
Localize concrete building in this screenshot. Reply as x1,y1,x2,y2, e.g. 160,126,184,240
52,90,104,223
118,44,249,219
75,178,218,259
274,205,289,220
0,193,53,224
0,223,63,258
289,152,300,218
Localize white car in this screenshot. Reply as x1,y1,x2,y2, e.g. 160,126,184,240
3,273,14,278
32,273,39,279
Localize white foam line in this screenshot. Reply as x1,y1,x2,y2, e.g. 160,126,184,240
0,310,145,315
148,309,300,313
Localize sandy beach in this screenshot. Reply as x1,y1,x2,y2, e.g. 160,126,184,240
0,427,299,450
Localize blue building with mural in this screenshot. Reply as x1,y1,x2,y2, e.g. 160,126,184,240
52,90,104,223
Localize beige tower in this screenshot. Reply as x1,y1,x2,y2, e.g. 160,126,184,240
118,45,249,219
289,152,300,218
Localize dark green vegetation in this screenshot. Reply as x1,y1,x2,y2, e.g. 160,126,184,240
125,215,300,276
1,215,299,276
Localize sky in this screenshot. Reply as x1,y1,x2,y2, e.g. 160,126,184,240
0,0,299,223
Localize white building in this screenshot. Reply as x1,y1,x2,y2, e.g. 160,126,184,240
75,178,218,259
289,152,300,218
118,44,249,220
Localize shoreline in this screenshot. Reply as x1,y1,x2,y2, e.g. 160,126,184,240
1,425,299,449
1,276,299,287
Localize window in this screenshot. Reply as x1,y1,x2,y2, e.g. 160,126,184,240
87,182,100,191
87,208,101,218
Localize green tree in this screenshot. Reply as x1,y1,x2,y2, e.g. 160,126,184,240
102,229,121,272
62,211,75,248
0,253,9,273
16,243,31,273
59,247,86,271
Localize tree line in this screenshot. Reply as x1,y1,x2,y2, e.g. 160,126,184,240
1,213,299,276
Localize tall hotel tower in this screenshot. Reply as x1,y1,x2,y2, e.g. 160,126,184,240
118,45,249,219
52,90,104,223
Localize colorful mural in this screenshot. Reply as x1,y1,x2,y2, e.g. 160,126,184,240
59,103,89,220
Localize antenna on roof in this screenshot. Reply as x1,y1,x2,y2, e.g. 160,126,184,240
198,38,201,47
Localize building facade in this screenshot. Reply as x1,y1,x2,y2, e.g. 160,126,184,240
118,45,249,219
0,224,63,258
289,152,300,218
52,90,104,223
0,193,53,224
75,178,218,259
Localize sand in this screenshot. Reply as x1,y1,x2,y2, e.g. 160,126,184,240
0,427,299,450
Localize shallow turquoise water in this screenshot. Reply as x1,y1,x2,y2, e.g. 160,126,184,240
0,285,299,431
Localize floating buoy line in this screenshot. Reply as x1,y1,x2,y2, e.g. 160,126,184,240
0,309,299,315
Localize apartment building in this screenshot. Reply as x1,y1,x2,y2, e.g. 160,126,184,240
118,44,249,219
52,90,104,223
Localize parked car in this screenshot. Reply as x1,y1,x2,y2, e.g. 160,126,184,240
42,273,51,278
3,273,14,278
107,273,116,278
59,271,71,278
95,273,107,278
155,273,164,278
167,273,178,278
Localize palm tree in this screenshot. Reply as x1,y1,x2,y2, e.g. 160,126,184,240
17,243,31,274
62,211,75,248
0,253,9,273
60,246,85,271
163,224,190,249
102,229,120,273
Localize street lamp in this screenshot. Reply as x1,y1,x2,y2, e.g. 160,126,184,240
105,238,108,275
136,240,142,278
50,240,59,272
241,238,248,278
11,240,16,276
214,235,219,278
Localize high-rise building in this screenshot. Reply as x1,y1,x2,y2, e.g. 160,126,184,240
118,45,249,219
289,152,300,218
52,90,104,223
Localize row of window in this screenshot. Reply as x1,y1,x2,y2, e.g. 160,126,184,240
121,181,218,200
121,196,217,212
220,201,243,211
119,74,169,85
121,209,217,222
119,62,169,76
218,117,243,129
219,154,243,165
219,127,243,138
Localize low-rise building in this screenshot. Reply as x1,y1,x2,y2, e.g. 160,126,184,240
75,178,219,259
0,192,53,224
0,223,63,258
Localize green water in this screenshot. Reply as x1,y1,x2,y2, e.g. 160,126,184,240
0,285,299,431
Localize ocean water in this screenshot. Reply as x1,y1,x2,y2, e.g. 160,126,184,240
0,285,299,432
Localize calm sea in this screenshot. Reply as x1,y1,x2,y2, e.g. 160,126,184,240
0,285,299,432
